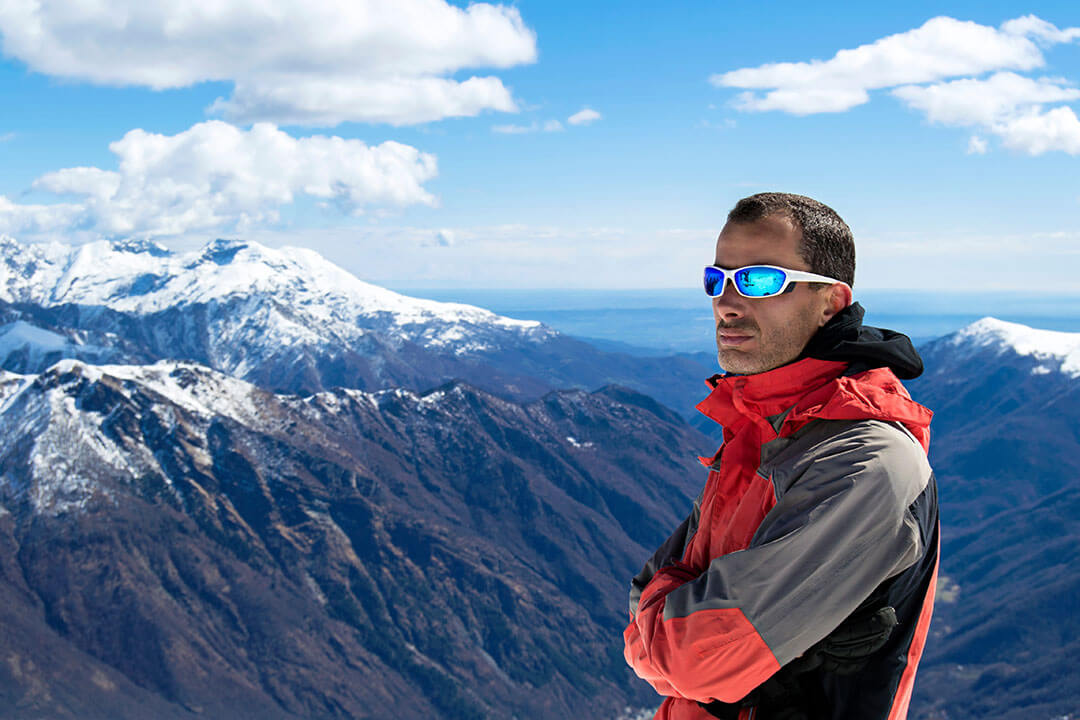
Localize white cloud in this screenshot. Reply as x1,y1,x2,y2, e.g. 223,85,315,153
993,106,1080,155
1001,15,1080,45
893,73,1080,155
0,195,84,236
0,121,438,239
0,0,537,127
211,75,519,127
544,119,565,132
712,14,1080,155
433,229,455,247
0,132,14,143
567,108,602,126
892,72,1080,126
712,15,1077,115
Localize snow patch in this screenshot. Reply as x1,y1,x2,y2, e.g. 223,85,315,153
419,390,445,406
304,572,328,606
20,387,130,514
615,708,659,720
0,358,275,516
0,372,33,411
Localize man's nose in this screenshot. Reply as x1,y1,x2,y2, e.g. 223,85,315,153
712,280,748,319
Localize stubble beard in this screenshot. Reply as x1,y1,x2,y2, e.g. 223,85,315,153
715,315,819,375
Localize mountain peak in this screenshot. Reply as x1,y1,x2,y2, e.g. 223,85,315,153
199,237,249,265
109,238,172,257
949,317,1080,378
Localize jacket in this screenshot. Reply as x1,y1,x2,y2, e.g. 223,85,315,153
623,304,939,720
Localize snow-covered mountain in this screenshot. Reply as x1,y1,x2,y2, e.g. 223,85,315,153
0,234,551,354
0,235,714,414
906,318,1080,720
910,316,1080,522
926,316,1080,378
0,356,704,719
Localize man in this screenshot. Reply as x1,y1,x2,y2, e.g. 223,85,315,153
623,193,938,720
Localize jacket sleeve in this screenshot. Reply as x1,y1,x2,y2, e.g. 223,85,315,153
632,421,932,704
623,491,703,697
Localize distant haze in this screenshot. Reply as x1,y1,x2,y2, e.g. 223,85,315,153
391,288,1080,354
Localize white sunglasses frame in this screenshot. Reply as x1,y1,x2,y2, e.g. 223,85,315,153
703,264,850,299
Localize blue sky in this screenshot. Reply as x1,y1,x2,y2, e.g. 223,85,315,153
1,1,1078,291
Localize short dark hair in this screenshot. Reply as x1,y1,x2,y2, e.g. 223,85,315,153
726,192,855,288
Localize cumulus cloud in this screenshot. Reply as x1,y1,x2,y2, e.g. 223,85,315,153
712,14,1080,155
0,121,438,239
0,195,84,236
568,108,602,126
711,15,1071,114
893,73,1080,155
994,106,1080,155
0,0,537,126
1000,15,1080,44
892,72,1080,126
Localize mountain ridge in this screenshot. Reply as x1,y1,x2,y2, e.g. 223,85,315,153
0,235,718,419
0,355,709,718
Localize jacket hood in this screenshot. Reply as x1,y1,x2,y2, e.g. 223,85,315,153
799,302,924,380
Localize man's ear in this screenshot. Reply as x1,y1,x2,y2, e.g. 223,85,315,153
819,283,853,327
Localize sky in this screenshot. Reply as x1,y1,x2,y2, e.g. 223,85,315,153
1,0,1078,292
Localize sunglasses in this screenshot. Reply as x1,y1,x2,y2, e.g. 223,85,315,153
703,264,847,298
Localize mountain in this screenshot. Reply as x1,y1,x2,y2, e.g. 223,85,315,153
907,318,1080,720
0,358,709,719
908,317,1080,527
0,236,716,418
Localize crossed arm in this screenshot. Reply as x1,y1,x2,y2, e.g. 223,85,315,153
623,422,931,704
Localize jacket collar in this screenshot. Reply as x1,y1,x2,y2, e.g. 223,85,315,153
696,357,848,433
696,357,932,453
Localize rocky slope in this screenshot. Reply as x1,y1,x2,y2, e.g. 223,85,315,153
0,359,710,719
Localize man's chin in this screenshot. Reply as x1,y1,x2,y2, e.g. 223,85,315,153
716,348,758,375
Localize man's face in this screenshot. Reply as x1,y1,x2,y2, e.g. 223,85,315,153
711,214,841,375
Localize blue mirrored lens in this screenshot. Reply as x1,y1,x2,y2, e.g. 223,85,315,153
734,267,786,296
703,266,726,296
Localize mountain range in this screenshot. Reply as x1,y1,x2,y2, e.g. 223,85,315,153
0,236,714,419
0,358,705,719
0,236,1077,719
